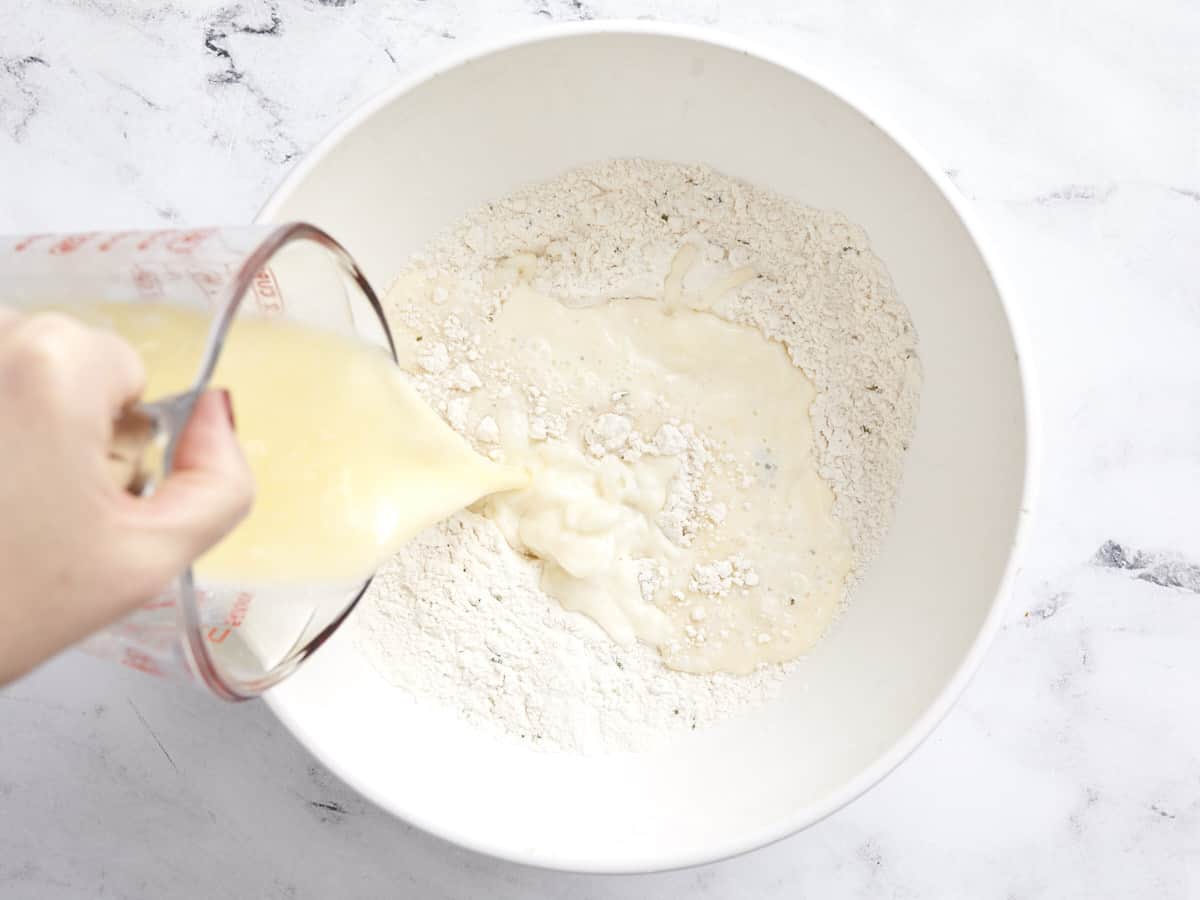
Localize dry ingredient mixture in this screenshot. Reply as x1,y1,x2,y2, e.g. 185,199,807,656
354,159,921,753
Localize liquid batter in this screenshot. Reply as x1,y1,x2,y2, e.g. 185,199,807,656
77,303,527,583
387,247,853,675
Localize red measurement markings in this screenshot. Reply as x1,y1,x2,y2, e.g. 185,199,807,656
251,266,283,315
189,268,226,300
13,234,50,252
96,231,136,252
166,229,214,255
121,647,164,677
207,592,253,645
49,233,97,255
136,230,171,251
132,265,163,297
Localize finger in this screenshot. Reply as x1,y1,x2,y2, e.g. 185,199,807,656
119,390,255,593
84,327,147,418
0,312,145,425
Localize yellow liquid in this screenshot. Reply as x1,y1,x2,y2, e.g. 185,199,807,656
80,302,527,583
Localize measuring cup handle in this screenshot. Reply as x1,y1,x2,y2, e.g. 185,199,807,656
107,390,197,495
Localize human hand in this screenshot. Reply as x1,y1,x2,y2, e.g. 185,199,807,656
0,308,254,684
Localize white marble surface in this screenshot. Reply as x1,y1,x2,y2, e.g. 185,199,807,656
2,0,1199,896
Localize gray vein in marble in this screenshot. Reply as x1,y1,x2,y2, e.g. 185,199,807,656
235,10,283,35
1093,540,1200,593
203,3,283,86
1068,786,1103,836
1,55,49,142
531,0,596,21
104,76,164,111
1024,590,1070,622
297,764,369,825
127,698,179,774
1034,184,1117,205
0,861,74,894
201,3,300,164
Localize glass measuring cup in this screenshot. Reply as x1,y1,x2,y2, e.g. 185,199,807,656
0,224,395,699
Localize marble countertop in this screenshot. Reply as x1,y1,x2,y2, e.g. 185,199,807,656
2,1,1198,896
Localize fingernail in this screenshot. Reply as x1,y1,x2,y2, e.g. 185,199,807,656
217,389,236,430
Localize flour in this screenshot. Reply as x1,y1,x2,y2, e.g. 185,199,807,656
690,556,759,597
357,513,790,752
355,159,920,753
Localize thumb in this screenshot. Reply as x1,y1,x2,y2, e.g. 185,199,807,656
127,389,255,586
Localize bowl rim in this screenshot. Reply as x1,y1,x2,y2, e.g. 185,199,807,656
257,19,1040,875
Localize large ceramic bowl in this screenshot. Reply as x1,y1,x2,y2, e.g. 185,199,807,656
258,22,1035,873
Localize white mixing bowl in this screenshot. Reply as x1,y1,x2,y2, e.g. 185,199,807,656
258,23,1035,873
